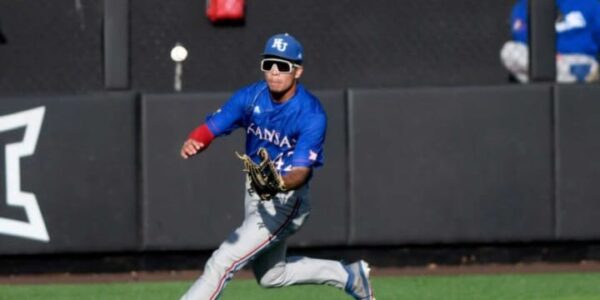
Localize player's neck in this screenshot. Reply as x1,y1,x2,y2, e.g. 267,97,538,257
270,83,298,104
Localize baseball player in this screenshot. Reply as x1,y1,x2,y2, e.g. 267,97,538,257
179,33,375,300
500,0,600,82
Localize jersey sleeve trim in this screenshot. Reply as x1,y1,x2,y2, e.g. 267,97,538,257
188,124,215,146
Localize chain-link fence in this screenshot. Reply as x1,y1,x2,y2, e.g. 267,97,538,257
1,0,521,94
131,0,517,92
0,0,103,95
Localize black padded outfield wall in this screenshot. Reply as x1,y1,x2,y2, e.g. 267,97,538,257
141,93,246,250
555,85,600,240
4,85,600,256
348,85,555,245
0,94,138,255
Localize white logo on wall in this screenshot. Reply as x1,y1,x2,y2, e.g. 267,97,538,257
0,107,49,242
272,38,288,52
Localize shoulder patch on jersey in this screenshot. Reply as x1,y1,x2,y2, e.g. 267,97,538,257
309,150,318,161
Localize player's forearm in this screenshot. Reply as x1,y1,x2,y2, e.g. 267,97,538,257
181,124,215,159
189,124,215,146
282,167,311,191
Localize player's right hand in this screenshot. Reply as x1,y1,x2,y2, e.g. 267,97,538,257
180,139,205,159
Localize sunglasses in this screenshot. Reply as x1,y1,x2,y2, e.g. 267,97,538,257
260,58,299,73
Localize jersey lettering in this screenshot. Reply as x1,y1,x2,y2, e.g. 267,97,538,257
247,123,294,149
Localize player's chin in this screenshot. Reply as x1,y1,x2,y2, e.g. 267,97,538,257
268,82,290,93
267,83,287,93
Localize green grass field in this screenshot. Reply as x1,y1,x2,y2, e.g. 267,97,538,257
1,272,600,300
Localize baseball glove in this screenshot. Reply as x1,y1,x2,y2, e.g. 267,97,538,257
236,148,286,200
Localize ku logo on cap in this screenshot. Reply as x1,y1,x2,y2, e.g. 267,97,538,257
271,38,288,52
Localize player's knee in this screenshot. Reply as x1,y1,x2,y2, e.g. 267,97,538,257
500,41,528,71
257,265,286,288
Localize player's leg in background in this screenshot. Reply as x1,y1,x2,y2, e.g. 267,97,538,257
500,41,530,83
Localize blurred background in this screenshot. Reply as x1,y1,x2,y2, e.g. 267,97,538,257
0,0,514,95
0,0,599,274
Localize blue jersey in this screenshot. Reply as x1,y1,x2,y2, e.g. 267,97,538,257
510,0,600,56
205,81,327,175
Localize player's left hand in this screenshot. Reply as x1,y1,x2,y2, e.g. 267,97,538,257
181,139,205,159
